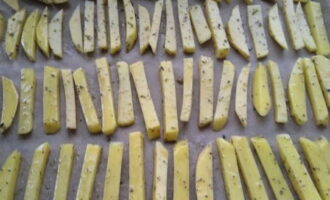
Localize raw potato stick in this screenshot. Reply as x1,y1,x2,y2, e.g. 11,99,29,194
61,69,76,130
76,144,102,200
235,66,250,127
247,5,269,59
152,142,169,200
0,77,19,134
53,144,75,200
304,1,330,56
130,61,160,139
189,5,211,44
21,10,41,62
5,9,26,60
213,60,235,131
103,142,124,200
18,68,36,134
69,5,83,53
315,136,330,169
24,143,51,200
282,0,304,50
149,0,163,54
43,66,61,134
49,10,64,58
116,61,135,126
288,58,307,125
232,136,269,200
303,58,329,126
195,143,213,200
3,0,19,11
173,141,189,200
180,58,194,122
313,55,330,108
36,7,49,57
97,0,107,50
251,137,295,200
177,0,195,53
0,14,5,41
267,60,288,123
108,0,121,54
138,5,151,54
160,61,179,141
164,0,177,55
198,56,214,127
252,63,271,117
84,1,95,53
95,57,117,135
276,134,322,200
0,151,21,200
216,138,244,200
299,137,330,200
226,6,250,60
129,132,146,200
296,3,316,53
268,4,288,49
205,0,230,59
73,68,102,133
123,0,137,51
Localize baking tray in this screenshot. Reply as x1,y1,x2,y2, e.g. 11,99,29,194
0,0,330,199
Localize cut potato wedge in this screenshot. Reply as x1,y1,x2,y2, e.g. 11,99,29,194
189,5,211,44
313,55,330,108
177,0,195,53
247,5,269,59
61,69,76,130
205,0,230,59
21,10,40,62
268,4,288,49
95,57,117,135
213,60,235,131
129,132,145,200
216,138,244,200
69,5,83,53
227,6,250,60
49,9,63,58
103,142,124,200
5,9,26,60
18,68,36,134
304,1,330,56
149,0,163,54
199,56,214,127
180,58,194,122
73,68,101,133
267,60,287,123
276,134,322,200
84,1,95,53
164,0,177,55
138,5,150,54
36,7,49,57
251,137,295,200
288,58,307,125
53,144,74,200
0,13,5,41
76,144,102,200
296,3,316,53
195,143,213,200
43,66,61,134
24,143,51,200
252,63,271,117
160,61,179,141
232,136,269,200
0,76,19,134
303,58,328,126
108,0,121,54
130,61,160,140
116,61,135,126
235,66,250,127
0,150,21,200
123,0,137,51
3,0,19,11
315,136,330,169
96,0,107,50
173,140,189,200
152,142,169,200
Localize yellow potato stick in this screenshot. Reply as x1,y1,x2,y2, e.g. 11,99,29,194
173,141,189,200
152,142,169,200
